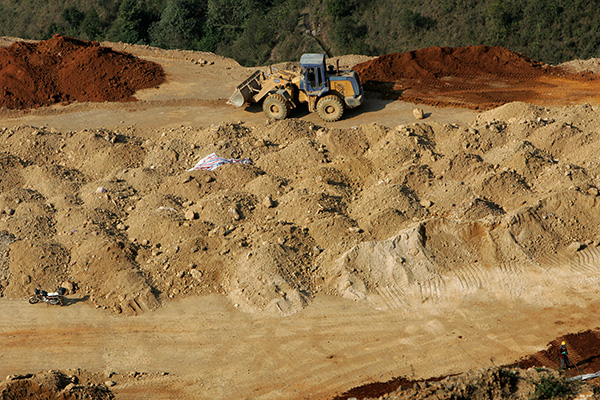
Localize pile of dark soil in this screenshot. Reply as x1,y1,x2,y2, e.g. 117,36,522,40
353,45,552,82
512,330,600,375
0,35,165,109
353,45,600,109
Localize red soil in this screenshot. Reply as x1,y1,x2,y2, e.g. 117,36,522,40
0,35,165,109
353,45,600,110
512,329,600,376
334,329,600,400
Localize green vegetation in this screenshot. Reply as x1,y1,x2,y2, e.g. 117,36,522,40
531,375,576,399
1,0,600,66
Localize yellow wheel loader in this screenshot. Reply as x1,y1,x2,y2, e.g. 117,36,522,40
228,53,363,122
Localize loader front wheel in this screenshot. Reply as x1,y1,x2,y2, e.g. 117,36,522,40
263,93,290,120
317,95,344,122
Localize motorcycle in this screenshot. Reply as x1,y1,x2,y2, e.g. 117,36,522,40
28,286,66,306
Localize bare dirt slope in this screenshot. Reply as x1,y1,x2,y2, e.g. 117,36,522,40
2,36,600,399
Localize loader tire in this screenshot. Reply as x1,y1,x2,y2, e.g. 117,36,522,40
317,95,344,122
263,93,290,120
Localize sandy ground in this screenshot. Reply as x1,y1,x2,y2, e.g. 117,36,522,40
2,38,600,400
3,289,600,400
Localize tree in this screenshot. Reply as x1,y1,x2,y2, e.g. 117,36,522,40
225,12,274,66
399,10,435,34
201,0,262,50
326,0,354,17
62,6,85,35
149,0,207,49
107,0,156,44
486,1,521,45
81,8,104,41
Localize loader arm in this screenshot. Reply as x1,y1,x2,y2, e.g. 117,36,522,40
253,69,300,103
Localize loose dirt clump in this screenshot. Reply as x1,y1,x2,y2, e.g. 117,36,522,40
354,45,600,109
1,370,114,400
0,35,165,109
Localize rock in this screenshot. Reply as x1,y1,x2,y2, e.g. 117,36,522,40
190,269,203,281
105,380,116,387
413,108,425,119
184,210,198,220
263,195,275,208
116,222,127,230
229,207,240,220
7,373,33,380
568,242,583,252
420,199,433,208
61,280,75,294
588,187,599,196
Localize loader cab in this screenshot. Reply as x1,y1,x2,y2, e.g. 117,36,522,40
300,53,328,96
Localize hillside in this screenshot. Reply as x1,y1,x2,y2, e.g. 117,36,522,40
0,0,599,67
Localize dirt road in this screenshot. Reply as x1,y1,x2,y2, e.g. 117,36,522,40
3,290,600,399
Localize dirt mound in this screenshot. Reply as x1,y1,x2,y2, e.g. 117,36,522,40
0,35,165,109
353,45,550,82
1,370,114,400
353,45,600,109
3,102,600,317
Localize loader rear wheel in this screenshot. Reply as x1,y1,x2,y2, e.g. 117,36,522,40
317,95,344,122
263,93,290,120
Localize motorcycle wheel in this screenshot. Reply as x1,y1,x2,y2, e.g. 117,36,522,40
28,296,40,304
48,297,62,306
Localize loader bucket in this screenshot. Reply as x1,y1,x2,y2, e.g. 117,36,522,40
228,89,246,107
227,70,263,107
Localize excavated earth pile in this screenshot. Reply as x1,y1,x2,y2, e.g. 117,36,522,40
0,35,165,109
4,102,600,318
1,370,114,400
354,45,600,109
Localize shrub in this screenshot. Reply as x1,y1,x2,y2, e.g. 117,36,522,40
532,375,575,400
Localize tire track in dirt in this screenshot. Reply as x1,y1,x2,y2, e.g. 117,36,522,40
4,284,600,400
